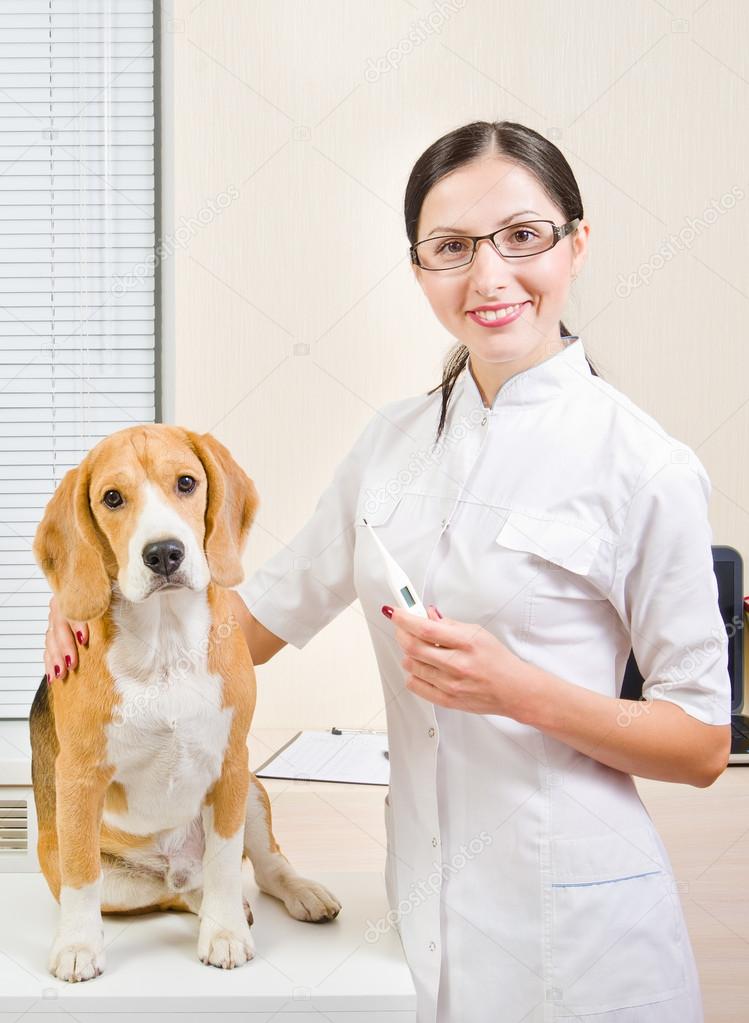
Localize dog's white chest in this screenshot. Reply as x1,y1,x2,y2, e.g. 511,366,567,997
103,591,234,835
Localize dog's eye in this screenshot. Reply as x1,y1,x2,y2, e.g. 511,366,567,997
103,489,123,509
177,475,196,494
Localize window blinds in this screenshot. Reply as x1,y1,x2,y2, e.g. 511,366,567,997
0,0,156,718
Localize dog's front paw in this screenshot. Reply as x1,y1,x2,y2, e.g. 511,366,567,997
49,937,105,983
198,917,254,970
281,877,342,922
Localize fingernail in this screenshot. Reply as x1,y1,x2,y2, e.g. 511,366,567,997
381,605,393,619
76,631,84,644
54,664,60,677
46,673,51,686
434,606,443,619
64,655,71,668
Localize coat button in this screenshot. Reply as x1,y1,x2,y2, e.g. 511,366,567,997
481,415,487,426
428,727,435,738
428,941,437,951
432,836,439,847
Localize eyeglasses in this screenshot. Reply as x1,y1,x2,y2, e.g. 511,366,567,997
410,216,582,271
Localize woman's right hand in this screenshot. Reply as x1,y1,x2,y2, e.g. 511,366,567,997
44,595,89,684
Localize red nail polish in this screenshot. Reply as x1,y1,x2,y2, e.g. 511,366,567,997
47,673,51,686
65,655,71,668
381,605,393,619
76,631,84,644
54,664,60,677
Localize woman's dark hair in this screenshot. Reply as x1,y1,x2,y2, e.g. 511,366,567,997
404,120,600,443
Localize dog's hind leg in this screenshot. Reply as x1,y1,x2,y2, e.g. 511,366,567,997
100,856,254,922
242,772,341,923
29,677,62,900
100,855,201,915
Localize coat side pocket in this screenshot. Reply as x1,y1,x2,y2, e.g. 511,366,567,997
550,827,687,1015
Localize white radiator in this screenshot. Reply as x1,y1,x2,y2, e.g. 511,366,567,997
0,720,39,872
0,786,38,872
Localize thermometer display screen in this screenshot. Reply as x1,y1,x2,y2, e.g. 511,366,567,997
400,585,415,608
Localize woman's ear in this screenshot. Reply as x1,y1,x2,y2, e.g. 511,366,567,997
33,462,112,622
184,431,259,588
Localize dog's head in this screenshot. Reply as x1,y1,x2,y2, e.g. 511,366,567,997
33,425,259,621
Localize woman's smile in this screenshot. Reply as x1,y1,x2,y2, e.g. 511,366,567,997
466,300,532,328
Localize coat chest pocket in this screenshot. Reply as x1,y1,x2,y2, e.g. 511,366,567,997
494,510,612,602
356,489,455,531
353,493,420,626
496,511,600,573
354,493,402,585
354,490,453,600
550,827,686,1014
357,491,402,529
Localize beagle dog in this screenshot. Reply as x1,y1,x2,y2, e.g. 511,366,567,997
30,424,341,983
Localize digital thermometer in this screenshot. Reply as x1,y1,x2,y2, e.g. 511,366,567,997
362,518,428,618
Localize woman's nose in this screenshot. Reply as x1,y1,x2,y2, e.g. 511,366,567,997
467,237,513,293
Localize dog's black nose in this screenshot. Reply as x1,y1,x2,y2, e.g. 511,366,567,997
142,539,185,577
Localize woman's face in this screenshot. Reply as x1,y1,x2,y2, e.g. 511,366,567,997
412,155,589,366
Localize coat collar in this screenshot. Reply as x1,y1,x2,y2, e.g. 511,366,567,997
454,335,590,416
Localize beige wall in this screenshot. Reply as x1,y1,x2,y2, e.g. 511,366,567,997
164,0,749,729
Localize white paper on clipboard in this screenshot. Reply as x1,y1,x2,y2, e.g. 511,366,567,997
255,729,390,785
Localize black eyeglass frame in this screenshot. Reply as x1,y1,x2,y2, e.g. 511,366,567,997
409,216,582,271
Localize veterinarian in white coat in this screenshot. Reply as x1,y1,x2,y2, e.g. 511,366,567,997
238,123,732,1022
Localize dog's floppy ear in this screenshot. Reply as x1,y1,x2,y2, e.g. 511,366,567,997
184,430,259,587
33,461,112,622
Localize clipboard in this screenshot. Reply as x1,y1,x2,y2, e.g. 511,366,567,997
255,728,390,785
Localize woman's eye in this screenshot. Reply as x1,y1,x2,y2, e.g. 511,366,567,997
103,489,123,509
437,239,468,255
177,475,196,494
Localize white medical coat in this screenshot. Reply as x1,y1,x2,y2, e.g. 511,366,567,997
238,336,731,1023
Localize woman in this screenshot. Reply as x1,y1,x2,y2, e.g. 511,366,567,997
45,120,731,1022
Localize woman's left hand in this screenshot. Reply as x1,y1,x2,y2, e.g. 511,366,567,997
384,604,544,720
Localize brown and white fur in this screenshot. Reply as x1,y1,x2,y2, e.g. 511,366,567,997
30,424,340,983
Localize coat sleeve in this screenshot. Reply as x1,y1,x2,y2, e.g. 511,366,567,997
607,443,732,725
234,412,381,649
